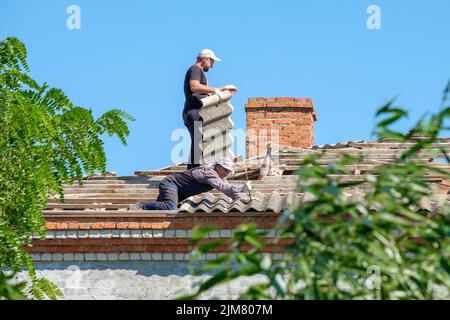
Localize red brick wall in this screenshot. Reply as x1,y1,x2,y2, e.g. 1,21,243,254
245,97,317,158
27,214,289,259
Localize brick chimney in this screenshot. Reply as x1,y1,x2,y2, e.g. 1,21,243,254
245,97,317,158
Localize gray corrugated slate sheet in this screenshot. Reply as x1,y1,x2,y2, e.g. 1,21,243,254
313,140,369,149
179,191,303,213
198,90,235,165
314,137,450,150
178,189,448,214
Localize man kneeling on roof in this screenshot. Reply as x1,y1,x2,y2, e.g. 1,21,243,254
129,158,252,210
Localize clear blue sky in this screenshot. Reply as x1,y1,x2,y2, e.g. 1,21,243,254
1,0,449,175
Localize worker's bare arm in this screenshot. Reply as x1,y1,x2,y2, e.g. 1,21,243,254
190,80,224,94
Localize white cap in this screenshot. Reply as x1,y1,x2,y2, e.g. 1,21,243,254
214,157,234,173
198,49,222,62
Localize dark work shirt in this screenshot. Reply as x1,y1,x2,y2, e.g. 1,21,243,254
165,168,213,202
164,165,243,202
183,64,208,111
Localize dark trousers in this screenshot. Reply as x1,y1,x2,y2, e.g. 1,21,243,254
142,180,178,210
183,109,202,169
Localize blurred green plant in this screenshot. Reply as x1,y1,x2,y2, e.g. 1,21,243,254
180,82,450,300
0,37,134,299
0,271,26,300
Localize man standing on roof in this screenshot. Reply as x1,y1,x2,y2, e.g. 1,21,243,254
183,49,238,169
129,158,252,210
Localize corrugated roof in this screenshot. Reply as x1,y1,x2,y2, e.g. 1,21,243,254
314,138,450,150
45,138,449,215
177,190,448,214
179,191,302,213
313,140,370,149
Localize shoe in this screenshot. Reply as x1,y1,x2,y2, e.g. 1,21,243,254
129,203,144,210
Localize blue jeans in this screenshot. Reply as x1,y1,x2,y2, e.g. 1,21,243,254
142,180,178,210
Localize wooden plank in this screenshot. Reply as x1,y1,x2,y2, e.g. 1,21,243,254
279,154,436,161
42,211,274,218
348,142,450,149
46,203,130,210
134,170,179,176
61,189,156,194
46,198,157,204
42,210,179,217
281,164,450,174
82,176,162,181
62,183,151,188
53,188,298,198
134,164,262,177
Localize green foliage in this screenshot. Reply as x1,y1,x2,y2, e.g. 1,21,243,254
0,271,26,300
182,83,450,300
0,36,134,299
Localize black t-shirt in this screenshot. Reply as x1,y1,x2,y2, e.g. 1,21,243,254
183,64,208,111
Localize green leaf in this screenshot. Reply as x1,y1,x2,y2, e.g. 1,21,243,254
190,225,218,242
198,270,229,292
